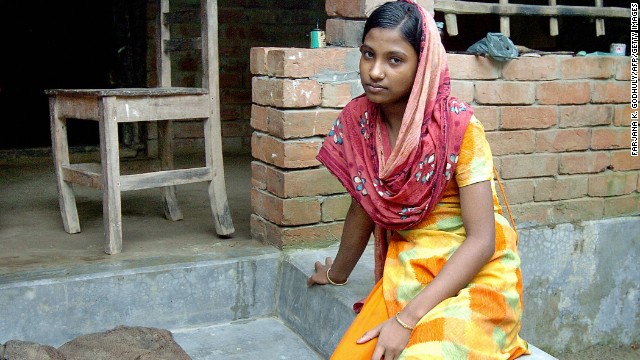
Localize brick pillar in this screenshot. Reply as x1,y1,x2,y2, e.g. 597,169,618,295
249,47,363,248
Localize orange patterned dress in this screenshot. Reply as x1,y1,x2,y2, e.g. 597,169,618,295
332,116,530,359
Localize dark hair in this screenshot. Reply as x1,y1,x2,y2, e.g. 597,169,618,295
362,1,423,56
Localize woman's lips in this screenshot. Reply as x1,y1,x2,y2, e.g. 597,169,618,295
365,84,386,94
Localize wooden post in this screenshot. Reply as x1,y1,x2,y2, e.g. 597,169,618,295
444,13,458,36
204,0,234,235
49,96,81,234
549,0,558,36
595,0,605,36
499,0,510,37
99,97,123,255
156,0,182,221
443,0,458,36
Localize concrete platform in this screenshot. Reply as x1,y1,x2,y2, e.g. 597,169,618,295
0,153,261,277
0,153,558,359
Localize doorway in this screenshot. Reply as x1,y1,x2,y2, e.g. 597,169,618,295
0,0,146,150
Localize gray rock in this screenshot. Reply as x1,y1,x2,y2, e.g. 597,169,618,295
2,340,65,360
57,326,191,360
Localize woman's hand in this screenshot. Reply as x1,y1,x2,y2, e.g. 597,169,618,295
357,317,412,360
306,257,333,286
306,199,374,288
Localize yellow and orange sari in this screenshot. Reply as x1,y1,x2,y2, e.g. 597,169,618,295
330,117,530,359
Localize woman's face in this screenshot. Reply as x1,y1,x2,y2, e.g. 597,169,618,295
359,27,419,107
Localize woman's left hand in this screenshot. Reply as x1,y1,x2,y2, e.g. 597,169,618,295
357,317,412,360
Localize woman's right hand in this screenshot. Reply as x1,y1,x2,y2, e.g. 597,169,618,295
307,256,334,287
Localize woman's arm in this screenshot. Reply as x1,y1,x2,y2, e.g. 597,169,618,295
398,180,496,326
360,180,496,360
307,198,375,286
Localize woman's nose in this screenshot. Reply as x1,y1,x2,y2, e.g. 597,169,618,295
369,61,385,81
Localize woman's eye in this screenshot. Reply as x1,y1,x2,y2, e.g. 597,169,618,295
390,57,402,65
363,50,374,59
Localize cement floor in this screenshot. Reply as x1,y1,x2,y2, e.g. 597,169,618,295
0,153,270,278
2,153,638,359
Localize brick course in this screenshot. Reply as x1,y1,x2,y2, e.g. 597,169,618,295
534,176,589,201
559,105,612,128
501,106,557,129
485,131,535,155
251,105,340,139
252,77,322,108
536,81,591,105
502,56,559,81
535,129,591,152
559,57,616,80
591,127,632,150
475,81,536,105
591,81,631,104
558,152,611,174
251,132,322,169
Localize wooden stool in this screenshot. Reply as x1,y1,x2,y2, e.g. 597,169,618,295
46,0,234,254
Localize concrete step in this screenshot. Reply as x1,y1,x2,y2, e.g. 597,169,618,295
1,243,558,359
0,247,281,347
173,317,322,360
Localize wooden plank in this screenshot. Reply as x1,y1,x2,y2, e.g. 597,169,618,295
165,38,202,52
204,0,234,236
434,1,630,18
120,167,212,191
46,88,205,97
205,116,234,235
158,120,183,221
499,0,510,37
164,9,198,24
62,163,102,189
158,0,171,87
99,97,123,255
50,95,101,121
596,19,605,35
549,0,559,36
595,0,605,36
62,163,213,191
115,95,211,122
49,97,81,234
444,13,459,36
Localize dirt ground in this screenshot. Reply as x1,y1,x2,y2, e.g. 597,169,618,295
555,344,640,360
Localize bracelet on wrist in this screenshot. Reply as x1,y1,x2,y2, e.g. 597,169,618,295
394,312,415,331
326,267,348,286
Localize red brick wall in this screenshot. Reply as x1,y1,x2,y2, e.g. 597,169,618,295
146,0,327,154
250,47,638,248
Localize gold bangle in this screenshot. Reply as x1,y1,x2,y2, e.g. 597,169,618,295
326,267,348,286
395,312,415,331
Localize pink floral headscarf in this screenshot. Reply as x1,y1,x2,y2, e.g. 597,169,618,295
316,0,473,292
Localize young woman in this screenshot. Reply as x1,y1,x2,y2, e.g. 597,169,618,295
307,1,530,359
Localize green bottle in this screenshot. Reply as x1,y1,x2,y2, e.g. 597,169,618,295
310,19,326,48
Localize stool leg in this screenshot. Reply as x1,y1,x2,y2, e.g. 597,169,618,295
205,116,234,236
49,97,81,234
99,97,123,254
158,120,183,221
